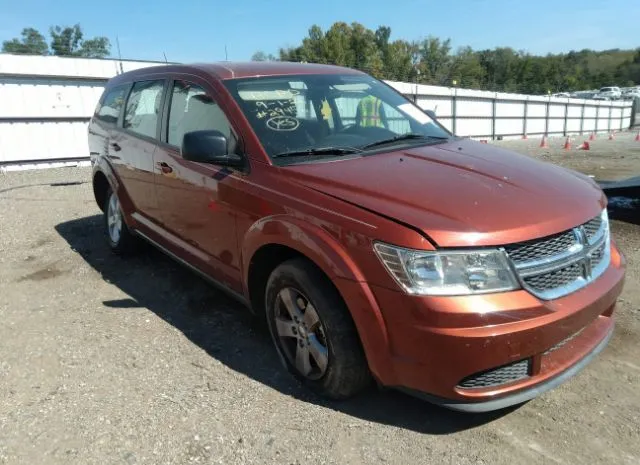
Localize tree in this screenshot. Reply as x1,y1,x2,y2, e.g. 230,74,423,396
416,37,453,85
251,51,277,61
77,37,111,58
2,24,110,58
1,28,49,55
264,21,639,92
49,24,110,58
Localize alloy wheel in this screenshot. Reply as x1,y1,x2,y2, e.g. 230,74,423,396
273,287,329,380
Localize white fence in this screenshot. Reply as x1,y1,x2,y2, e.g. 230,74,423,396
389,81,634,139
0,54,635,169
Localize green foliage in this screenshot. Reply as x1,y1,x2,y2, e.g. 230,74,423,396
275,22,639,92
2,28,49,55
2,24,110,58
251,51,277,61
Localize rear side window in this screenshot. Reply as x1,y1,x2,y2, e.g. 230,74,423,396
123,80,165,139
95,85,127,124
167,80,237,152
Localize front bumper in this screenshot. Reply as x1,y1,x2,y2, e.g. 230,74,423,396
399,323,614,412
339,242,625,411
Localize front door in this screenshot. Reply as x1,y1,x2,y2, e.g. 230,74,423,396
154,78,244,292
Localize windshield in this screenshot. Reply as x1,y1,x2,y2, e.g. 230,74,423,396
223,74,450,160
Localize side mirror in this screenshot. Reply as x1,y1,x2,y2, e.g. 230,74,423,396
425,109,437,120
181,130,243,168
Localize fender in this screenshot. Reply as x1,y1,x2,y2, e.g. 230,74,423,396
241,215,395,383
92,158,137,228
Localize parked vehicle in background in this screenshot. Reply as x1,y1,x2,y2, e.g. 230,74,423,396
571,91,593,99
621,88,640,100
551,92,570,98
592,94,610,101
87,62,625,413
598,87,622,100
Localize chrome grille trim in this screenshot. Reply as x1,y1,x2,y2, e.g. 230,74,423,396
505,211,610,300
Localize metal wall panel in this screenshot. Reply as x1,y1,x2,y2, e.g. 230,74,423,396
567,105,582,117
527,119,546,134
548,104,565,118
456,118,491,137
495,118,524,135
496,101,525,117
0,121,89,162
456,98,493,117
417,97,452,117
566,119,582,132
527,103,547,117
583,119,597,132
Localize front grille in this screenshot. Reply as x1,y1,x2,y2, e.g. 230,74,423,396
458,359,530,389
584,216,603,243
523,263,583,291
590,241,606,269
544,327,586,355
505,231,576,264
505,211,610,300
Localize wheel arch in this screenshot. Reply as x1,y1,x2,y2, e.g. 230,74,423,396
242,216,392,382
92,170,110,212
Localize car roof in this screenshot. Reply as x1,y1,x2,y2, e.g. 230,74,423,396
108,61,365,86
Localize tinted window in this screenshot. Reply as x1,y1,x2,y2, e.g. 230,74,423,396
167,80,236,153
95,86,127,124
123,80,165,139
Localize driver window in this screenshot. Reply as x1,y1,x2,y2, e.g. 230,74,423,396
167,80,237,153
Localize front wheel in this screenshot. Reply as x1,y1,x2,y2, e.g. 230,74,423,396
104,187,137,255
265,258,371,399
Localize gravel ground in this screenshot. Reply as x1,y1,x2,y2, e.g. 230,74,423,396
0,138,639,464
495,131,640,181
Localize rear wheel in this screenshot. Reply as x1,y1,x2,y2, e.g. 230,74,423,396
265,258,371,399
104,187,137,255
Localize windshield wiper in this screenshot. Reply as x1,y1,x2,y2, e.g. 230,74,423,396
361,133,448,150
274,146,363,158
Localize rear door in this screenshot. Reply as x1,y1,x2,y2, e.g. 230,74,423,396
110,79,167,221
88,84,129,164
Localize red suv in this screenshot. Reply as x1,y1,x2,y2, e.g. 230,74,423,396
88,62,625,412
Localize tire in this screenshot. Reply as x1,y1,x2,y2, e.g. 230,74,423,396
265,258,371,399
104,187,137,255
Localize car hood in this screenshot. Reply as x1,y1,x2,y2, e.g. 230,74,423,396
285,139,606,247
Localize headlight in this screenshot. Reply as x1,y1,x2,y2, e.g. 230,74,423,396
374,243,520,296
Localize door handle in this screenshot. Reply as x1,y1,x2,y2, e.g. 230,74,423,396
157,161,173,174
111,142,121,152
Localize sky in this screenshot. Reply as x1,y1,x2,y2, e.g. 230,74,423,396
0,0,638,63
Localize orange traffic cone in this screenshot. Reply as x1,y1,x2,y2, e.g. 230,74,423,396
577,141,590,150
540,135,549,148
563,136,571,150
635,131,640,141
589,132,596,141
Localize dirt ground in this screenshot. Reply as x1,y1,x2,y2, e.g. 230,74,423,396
495,131,640,182
0,136,639,465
